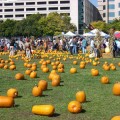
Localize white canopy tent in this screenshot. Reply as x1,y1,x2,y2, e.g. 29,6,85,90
90,29,109,37
64,31,76,37
83,32,95,37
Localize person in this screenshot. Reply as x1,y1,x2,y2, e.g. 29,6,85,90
90,38,95,53
9,39,15,56
25,38,31,59
105,39,109,47
81,38,87,54
72,37,77,54
68,38,74,55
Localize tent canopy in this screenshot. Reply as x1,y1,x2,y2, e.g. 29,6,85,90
64,31,76,37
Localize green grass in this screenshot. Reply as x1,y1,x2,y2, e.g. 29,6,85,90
0,54,120,120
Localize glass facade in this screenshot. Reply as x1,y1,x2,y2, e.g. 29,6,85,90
109,4,115,9
109,12,115,17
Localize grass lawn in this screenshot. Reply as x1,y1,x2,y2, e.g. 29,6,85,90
0,52,120,120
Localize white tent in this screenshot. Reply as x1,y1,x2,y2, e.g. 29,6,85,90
64,31,76,37
83,32,95,36
90,29,109,37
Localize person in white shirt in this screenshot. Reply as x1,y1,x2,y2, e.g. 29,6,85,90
105,39,109,47
90,39,95,53
68,38,74,55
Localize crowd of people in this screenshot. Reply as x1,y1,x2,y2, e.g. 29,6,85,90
0,36,120,58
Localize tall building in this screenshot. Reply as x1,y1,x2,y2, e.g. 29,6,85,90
98,0,120,23
0,0,102,34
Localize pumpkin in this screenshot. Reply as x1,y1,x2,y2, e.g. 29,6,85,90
9,61,15,65
70,68,77,74
76,91,86,103
73,61,77,65
24,62,28,67
103,65,110,71
4,65,9,69
51,79,60,87
52,65,57,70
118,62,120,67
41,65,47,70
0,96,14,108
0,63,4,68
68,101,82,113
32,105,55,116
113,82,120,96
32,86,42,97
30,71,37,78
32,62,37,67
7,88,18,98
27,63,32,68
31,66,37,71
58,63,64,68
58,68,64,73
42,61,47,65
55,61,60,66
25,69,32,75
100,76,109,84
111,116,120,120
92,62,97,66
42,67,49,73
15,73,24,80
9,65,16,70
80,64,85,69
46,60,51,64
52,74,61,81
38,80,48,91
110,65,116,70
91,69,99,76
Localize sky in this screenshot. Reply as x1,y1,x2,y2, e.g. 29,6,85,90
89,0,98,7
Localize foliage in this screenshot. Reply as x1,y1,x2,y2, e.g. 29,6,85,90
0,12,76,37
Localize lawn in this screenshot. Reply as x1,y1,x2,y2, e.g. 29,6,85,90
0,52,120,120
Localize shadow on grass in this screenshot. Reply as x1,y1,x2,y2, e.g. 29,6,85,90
47,88,53,91
41,94,48,97
81,109,86,113
14,104,20,107
52,113,60,117
16,95,22,98
85,100,91,103
60,84,64,86
60,81,64,83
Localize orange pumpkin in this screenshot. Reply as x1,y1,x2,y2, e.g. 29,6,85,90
110,65,116,70
51,79,60,87
113,82,120,96
68,101,82,113
4,65,9,69
80,64,85,69
15,73,24,80
0,96,14,108
52,65,57,70
32,86,42,97
58,68,64,73
38,80,48,91
111,116,120,120
70,68,77,74
24,62,28,67
103,65,110,71
101,76,109,84
91,69,99,76
42,67,49,73
76,91,86,103
118,62,120,67
25,69,32,75
30,71,37,78
9,65,16,70
0,63,4,68
31,66,37,71
27,63,32,68
58,63,64,68
7,88,18,98
32,105,55,116
73,61,77,65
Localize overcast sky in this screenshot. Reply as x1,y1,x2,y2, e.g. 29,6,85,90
89,0,98,7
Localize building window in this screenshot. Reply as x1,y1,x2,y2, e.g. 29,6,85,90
15,3,24,6
0,9,2,12
60,7,70,10
109,12,115,17
4,9,13,12
15,14,24,17
0,15,2,18
15,9,24,11
49,1,58,4
109,4,115,9
109,0,114,1
119,11,120,16
26,2,35,5
103,0,106,2
37,2,46,5
103,13,106,17
119,3,120,7
4,15,13,18
37,8,46,11
4,3,13,6
26,8,35,11
60,1,70,4
49,7,58,10
103,5,106,10
60,13,70,16
0,3,2,6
